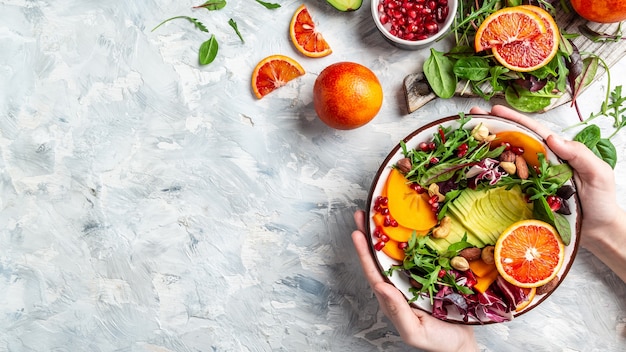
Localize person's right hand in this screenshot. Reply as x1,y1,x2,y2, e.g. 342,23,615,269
470,105,626,281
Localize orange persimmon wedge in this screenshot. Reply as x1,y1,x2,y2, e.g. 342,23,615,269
469,258,499,293
372,213,428,242
493,131,547,168
385,169,438,231
381,239,406,261
474,269,500,293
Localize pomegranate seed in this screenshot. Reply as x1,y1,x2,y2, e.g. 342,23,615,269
383,216,392,227
410,183,425,193
418,142,429,151
381,208,390,215
374,241,386,251
373,204,382,213
398,242,408,250
438,269,446,278
500,142,511,151
547,195,562,211
427,142,436,151
430,157,439,164
511,146,525,155
374,227,383,238
380,233,390,242
390,219,399,227
428,195,439,205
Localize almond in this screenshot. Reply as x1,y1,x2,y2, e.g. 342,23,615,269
396,158,412,174
459,247,482,261
536,276,559,295
515,155,529,179
499,150,516,163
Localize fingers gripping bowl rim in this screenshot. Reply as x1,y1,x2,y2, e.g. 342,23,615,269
365,114,581,324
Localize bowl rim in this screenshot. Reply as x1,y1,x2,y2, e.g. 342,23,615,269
370,0,459,46
365,113,582,324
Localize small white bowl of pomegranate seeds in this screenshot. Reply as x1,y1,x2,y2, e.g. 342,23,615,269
372,0,458,49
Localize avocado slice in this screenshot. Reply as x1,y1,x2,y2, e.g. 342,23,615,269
326,0,362,11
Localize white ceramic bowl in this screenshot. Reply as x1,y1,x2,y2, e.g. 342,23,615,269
371,0,458,50
366,114,581,324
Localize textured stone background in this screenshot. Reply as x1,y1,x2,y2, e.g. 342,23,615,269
1,1,625,351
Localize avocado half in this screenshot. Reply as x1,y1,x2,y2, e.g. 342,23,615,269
326,0,362,11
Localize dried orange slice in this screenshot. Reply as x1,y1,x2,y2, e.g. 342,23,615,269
251,55,305,99
289,4,332,58
494,220,564,288
475,6,558,72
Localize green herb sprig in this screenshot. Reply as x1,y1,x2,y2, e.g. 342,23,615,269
386,233,474,304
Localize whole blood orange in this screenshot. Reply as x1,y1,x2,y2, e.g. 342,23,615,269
494,220,564,288
313,62,383,130
570,0,626,23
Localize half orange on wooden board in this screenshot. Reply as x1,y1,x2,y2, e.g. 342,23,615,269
494,220,564,288
289,4,332,58
475,5,559,72
251,55,305,99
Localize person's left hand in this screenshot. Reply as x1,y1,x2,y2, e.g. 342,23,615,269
352,210,478,352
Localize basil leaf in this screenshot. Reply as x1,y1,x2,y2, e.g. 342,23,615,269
199,35,219,65
554,213,572,245
424,48,457,99
594,138,618,168
453,56,490,81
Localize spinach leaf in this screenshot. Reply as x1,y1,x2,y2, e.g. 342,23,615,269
194,0,227,10
573,125,617,168
199,35,219,65
505,81,559,113
255,0,281,9
424,48,457,99
554,213,572,245
594,138,618,168
453,56,490,81
573,124,601,146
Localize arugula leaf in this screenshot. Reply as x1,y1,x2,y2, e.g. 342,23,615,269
199,35,219,65
228,18,244,43
152,16,209,33
256,0,281,9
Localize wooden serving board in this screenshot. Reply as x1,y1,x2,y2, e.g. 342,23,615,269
403,10,626,114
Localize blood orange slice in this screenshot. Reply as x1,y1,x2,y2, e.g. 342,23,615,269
251,55,305,99
289,4,332,58
494,220,564,288
475,6,558,72
492,6,560,72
